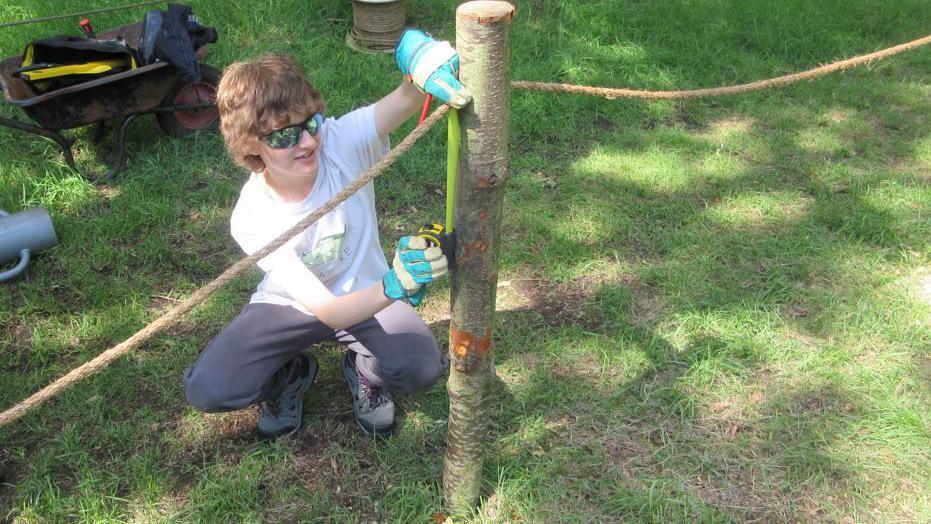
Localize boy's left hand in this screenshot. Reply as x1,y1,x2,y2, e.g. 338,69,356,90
383,236,448,306
396,29,472,108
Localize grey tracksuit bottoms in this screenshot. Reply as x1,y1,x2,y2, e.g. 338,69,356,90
183,301,447,413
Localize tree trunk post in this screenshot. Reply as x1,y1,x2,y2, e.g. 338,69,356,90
443,0,515,514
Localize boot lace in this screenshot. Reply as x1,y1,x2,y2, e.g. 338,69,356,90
358,374,388,410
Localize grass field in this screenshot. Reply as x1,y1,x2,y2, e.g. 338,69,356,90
1,0,930,521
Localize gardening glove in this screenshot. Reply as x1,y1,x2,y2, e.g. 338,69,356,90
395,28,472,109
383,235,448,306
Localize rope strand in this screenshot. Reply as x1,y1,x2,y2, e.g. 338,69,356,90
512,33,931,99
0,1,163,29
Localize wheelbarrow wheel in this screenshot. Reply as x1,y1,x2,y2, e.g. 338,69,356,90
156,63,221,137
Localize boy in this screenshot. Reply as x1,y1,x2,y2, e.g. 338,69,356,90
183,30,470,438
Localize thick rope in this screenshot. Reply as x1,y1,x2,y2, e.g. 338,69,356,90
349,0,406,52
0,105,449,429
512,33,931,99
0,1,163,28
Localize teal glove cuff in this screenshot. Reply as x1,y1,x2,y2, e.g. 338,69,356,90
383,269,428,306
407,285,428,307
383,269,408,301
395,29,429,76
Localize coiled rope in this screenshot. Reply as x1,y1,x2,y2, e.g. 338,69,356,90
0,105,449,428
348,0,406,53
512,32,931,99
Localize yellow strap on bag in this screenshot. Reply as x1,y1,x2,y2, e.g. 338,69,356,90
18,58,131,81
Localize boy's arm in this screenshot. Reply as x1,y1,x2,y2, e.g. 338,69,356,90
266,256,391,330
373,29,472,138
287,276,394,331
373,81,427,138
273,236,447,331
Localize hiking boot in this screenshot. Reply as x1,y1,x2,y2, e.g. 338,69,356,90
341,351,396,436
258,353,318,440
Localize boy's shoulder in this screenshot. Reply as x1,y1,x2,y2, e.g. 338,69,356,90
321,104,383,176
324,105,375,144
235,173,267,206
230,174,274,224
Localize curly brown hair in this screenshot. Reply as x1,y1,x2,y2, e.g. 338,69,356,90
216,54,326,172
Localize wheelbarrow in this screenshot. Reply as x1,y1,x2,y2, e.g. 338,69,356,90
0,22,220,179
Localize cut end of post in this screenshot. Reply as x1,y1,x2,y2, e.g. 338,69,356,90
456,1,515,23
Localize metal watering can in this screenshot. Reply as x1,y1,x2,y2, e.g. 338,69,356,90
0,208,58,282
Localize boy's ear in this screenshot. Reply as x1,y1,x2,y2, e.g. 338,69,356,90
243,152,266,173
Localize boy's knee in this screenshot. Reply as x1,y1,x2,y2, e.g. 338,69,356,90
381,351,447,394
183,367,247,413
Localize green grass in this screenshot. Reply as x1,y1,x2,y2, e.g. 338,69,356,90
2,0,930,521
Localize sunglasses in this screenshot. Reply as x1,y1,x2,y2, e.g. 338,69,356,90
262,113,324,149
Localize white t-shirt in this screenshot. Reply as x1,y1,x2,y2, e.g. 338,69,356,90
229,104,390,316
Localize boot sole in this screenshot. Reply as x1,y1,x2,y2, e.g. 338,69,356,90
353,409,396,437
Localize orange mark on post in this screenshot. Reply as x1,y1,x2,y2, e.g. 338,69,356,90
450,326,493,361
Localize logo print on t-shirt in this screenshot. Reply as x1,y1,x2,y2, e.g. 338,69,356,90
300,223,353,282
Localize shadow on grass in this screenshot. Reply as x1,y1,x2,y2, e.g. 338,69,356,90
471,289,882,521
460,76,930,519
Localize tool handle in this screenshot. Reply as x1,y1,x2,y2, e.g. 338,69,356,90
417,94,433,125
79,17,96,38
446,108,460,232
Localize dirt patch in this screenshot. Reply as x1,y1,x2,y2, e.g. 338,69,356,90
562,411,783,520
913,352,931,392
691,470,797,522
780,303,810,320
510,277,602,329
509,272,663,329
148,292,185,314
828,111,849,124
279,423,388,520
159,395,390,519
0,321,32,373
631,290,666,324
0,442,27,504
170,408,262,447
698,116,755,139
548,351,614,388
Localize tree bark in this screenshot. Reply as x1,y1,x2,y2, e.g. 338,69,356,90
443,1,515,514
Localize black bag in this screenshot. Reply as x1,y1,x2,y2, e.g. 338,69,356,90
140,3,218,83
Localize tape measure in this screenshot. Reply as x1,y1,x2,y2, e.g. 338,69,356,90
417,222,455,260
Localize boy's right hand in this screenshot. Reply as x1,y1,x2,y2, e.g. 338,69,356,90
383,236,448,306
396,29,472,109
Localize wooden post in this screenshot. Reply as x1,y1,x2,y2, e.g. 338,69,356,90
443,0,515,514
